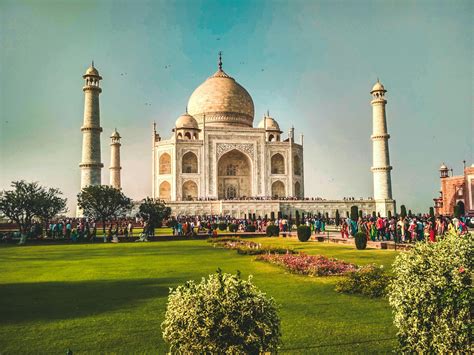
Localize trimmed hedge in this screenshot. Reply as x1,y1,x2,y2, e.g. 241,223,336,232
245,225,256,232
218,222,227,231
266,224,279,237
228,223,238,232
297,225,311,242
335,264,391,297
355,231,367,250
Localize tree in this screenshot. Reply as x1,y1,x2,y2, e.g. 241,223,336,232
400,205,407,219
162,270,281,353
138,197,171,235
429,207,435,219
408,209,412,218
295,210,300,226
350,206,359,221
0,181,67,243
77,185,132,235
387,210,392,219
388,232,472,352
335,209,340,226
358,210,363,219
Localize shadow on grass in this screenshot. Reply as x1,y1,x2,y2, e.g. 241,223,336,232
0,278,177,324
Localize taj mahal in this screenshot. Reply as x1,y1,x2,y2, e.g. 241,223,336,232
78,54,396,218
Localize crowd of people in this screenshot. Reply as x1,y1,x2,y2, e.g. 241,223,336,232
338,215,470,242
0,212,471,244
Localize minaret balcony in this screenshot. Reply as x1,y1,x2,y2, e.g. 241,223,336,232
81,126,103,132
82,86,102,93
370,133,390,140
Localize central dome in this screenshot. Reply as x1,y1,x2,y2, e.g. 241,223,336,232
187,66,254,128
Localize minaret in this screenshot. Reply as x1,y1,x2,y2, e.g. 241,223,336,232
109,129,122,189
79,62,103,188
370,79,393,216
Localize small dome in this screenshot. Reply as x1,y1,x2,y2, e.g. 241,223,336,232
439,163,448,170
85,65,99,76
110,129,121,139
258,115,280,131
175,113,199,129
371,80,386,93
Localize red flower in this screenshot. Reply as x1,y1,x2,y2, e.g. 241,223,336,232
458,266,465,273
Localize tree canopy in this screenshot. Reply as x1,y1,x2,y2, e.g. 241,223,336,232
0,180,67,237
137,197,171,230
77,185,132,230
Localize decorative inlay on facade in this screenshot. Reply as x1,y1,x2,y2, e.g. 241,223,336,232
216,143,254,159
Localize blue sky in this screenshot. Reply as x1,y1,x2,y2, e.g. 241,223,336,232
0,0,472,214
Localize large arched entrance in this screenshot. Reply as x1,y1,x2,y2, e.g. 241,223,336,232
217,149,252,199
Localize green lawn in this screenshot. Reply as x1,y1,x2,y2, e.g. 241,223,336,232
0,238,399,354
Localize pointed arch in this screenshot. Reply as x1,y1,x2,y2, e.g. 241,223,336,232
159,181,171,201
271,153,285,174
182,180,198,201
182,151,198,174
271,181,285,198
159,153,171,174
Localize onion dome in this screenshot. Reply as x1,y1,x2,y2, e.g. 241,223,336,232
175,113,199,129
187,53,254,128
439,163,448,171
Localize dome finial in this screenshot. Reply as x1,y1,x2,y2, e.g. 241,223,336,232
218,51,223,71
92,60,94,68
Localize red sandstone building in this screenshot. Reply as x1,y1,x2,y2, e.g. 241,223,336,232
434,162,474,217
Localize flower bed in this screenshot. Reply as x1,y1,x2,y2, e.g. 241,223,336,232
256,253,357,276
211,239,295,255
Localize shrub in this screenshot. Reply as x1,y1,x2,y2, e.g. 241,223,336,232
354,231,367,250
335,264,391,297
228,223,238,232
350,206,358,221
245,224,256,232
218,222,227,231
335,209,340,226
400,205,407,219
266,224,279,237
162,270,281,354
388,232,473,353
297,225,311,242
211,223,218,230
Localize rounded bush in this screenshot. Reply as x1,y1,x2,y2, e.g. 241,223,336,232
218,222,227,231
354,231,367,250
297,225,311,242
335,264,391,297
388,232,473,353
266,224,279,237
228,223,238,232
162,270,281,354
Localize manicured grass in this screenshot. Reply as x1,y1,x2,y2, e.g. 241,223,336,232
0,238,398,353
